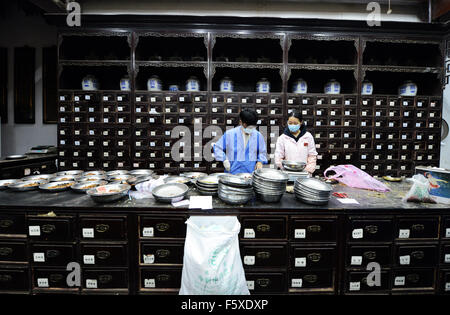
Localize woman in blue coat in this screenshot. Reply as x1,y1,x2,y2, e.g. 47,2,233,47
214,109,268,174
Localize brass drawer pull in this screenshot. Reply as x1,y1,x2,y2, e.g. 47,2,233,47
156,249,170,258
364,225,378,234
411,224,425,232
361,277,368,285
0,220,13,228
156,223,170,232
96,251,111,260
99,275,113,284
46,250,60,258
307,253,322,262
95,224,110,233
256,278,271,288
411,251,425,260
304,274,318,283
307,225,322,233
257,224,271,233
0,247,13,256
41,224,56,234
256,251,271,259
0,274,12,282
363,251,377,260
49,274,63,283
156,274,170,282
406,273,420,283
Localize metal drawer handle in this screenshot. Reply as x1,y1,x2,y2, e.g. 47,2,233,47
257,224,271,233
49,274,63,283
406,273,420,283
0,220,13,228
46,250,60,258
0,247,13,256
156,249,170,258
156,274,170,282
0,274,12,282
363,251,377,260
95,224,110,233
96,251,111,260
256,278,271,288
361,277,368,285
99,275,113,284
307,253,322,262
411,224,425,232
256,251,271,259
156,223,170,232
364,225,378,234
411,251,425,260
41,224,56,234
304,274,318,283
307,225,322,233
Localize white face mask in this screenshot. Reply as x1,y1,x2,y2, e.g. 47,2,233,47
243,126,256,134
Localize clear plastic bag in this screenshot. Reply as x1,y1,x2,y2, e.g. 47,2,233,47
402,174,437,203
324,165,391,192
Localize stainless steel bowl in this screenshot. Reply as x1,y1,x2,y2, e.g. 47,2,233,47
218,174,252,188
107,174,134,183
127,175,155,186
164,176,191,185
253,169,289,182
152,183,189,203
55,170,84,176
21,174,55,182
0,179,20,190
282,160,306,171
82,170,106,177
87,184,131,203
181,172,208,180
128,169,154,176
295,178,333,192
106,170,129,176
196,175,219,186
39,181,75,192
8,180,46,191
218,190,253,205
5,155,27,160
51,175,80,182
78,175,108,182
71,180,109,193
255,192,283,203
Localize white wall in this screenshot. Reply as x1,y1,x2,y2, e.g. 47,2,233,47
0,3,57,156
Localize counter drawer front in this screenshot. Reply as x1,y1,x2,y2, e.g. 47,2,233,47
140,243,184,265
348,218,393,242
240,217,287,240
80,217,127,240
245,272,286,293
0,241,27,262
140,268,182,289
139,216,187,239
81,244,127,267
27,217,74,241
440,270,450,294
31,244,76,266
347,245,391,268
240,244,287,268
395,245,438,267
0,268,29,291
290,219,337,242
0,214,26,236
346,270,390,293
291,246,336,269
33,268,72,289
82,269,128,289
289,269,334,290
392,268,435,290
396,217,439,240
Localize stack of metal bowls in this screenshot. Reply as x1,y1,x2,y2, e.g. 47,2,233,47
195,175,219,196
252,169,289,202
218,174,253,205
294,178,333,205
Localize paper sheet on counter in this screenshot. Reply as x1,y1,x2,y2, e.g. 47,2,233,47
189,196,213,210
337,198,360,204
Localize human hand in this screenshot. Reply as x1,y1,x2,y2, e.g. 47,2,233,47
255,162,263,170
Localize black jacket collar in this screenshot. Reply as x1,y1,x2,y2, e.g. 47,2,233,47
283,124,307,141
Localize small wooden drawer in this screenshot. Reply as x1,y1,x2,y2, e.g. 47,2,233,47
140,268,181,290
81,244,128,267
347,245,391,268
395,245,438,268
31,244,76,266
225,116,240,126
140,243,184,265
33,268,72,289
345,270,390,293
290,218,338,243
0,267,29,291
240,243,287,268
0,241,27,263
27,216,74,241
240,217,287,240
254,94,270,105
139,216,187,239
79,216,127,241
245,272,287,293
289,269,334,291
392,268,435,290
0,214,26,237
291,246,336,269
395,217,439,240
148,94,164,104
82,269,128,290
348,217,393,242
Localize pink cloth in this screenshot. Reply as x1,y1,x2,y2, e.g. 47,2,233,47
275,132,318,174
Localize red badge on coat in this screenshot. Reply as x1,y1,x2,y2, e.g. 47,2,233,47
303,142,308,147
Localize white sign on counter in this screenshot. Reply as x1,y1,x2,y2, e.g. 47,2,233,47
244,229,255,239
295,257,306,267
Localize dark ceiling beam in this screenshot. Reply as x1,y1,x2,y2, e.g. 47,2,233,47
27,0,66,13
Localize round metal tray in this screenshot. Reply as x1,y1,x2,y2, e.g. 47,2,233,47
71,180,109,193
39,181,75,192
51,175,80,182
218,174,252,188
87,184,131,203
0,179,20,190
5,155,27,160
8,180,45,191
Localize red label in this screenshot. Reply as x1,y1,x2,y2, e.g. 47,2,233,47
303,142,308,147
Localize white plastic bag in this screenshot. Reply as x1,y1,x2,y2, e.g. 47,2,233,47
403,174,436,203
179,216,250,295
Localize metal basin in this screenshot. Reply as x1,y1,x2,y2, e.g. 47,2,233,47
152,183,189,203
282,160,306,171
128,169,154,176
87,184,131,203
51,175,80,182
0,179,20,190
71,180,109,193
39,181,75,192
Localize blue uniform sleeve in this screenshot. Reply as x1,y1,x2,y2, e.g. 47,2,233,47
214,132,227,162
257,133,268,164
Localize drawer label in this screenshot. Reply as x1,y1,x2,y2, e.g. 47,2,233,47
445,254,450,263
446,228,450,238
33,252,45,262
291,278,303,288
83,255,95,265
29,226,41,236
86,279,98,289
242,99,247,104
247,281,255,290
349,282,360,291
399,229,410,239
143,227,154,237
37,278,49,288
351,256,363,265
150,97,156,103
244,229,255,239
143,254,155,264
82,228,94,238
352,229,363,239
144,279,156,288
257,99,262,104
394,276,405,286
399,255,410,265
295,257,306,267
195,97,201,102
244,256,255,266
294,229,306,239
446,283,450,291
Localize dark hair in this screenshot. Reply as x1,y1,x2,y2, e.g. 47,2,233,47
240,109,258,126
288,110,303,122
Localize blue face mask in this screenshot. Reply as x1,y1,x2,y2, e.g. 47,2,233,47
288,124,301,133
243,127,254,134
